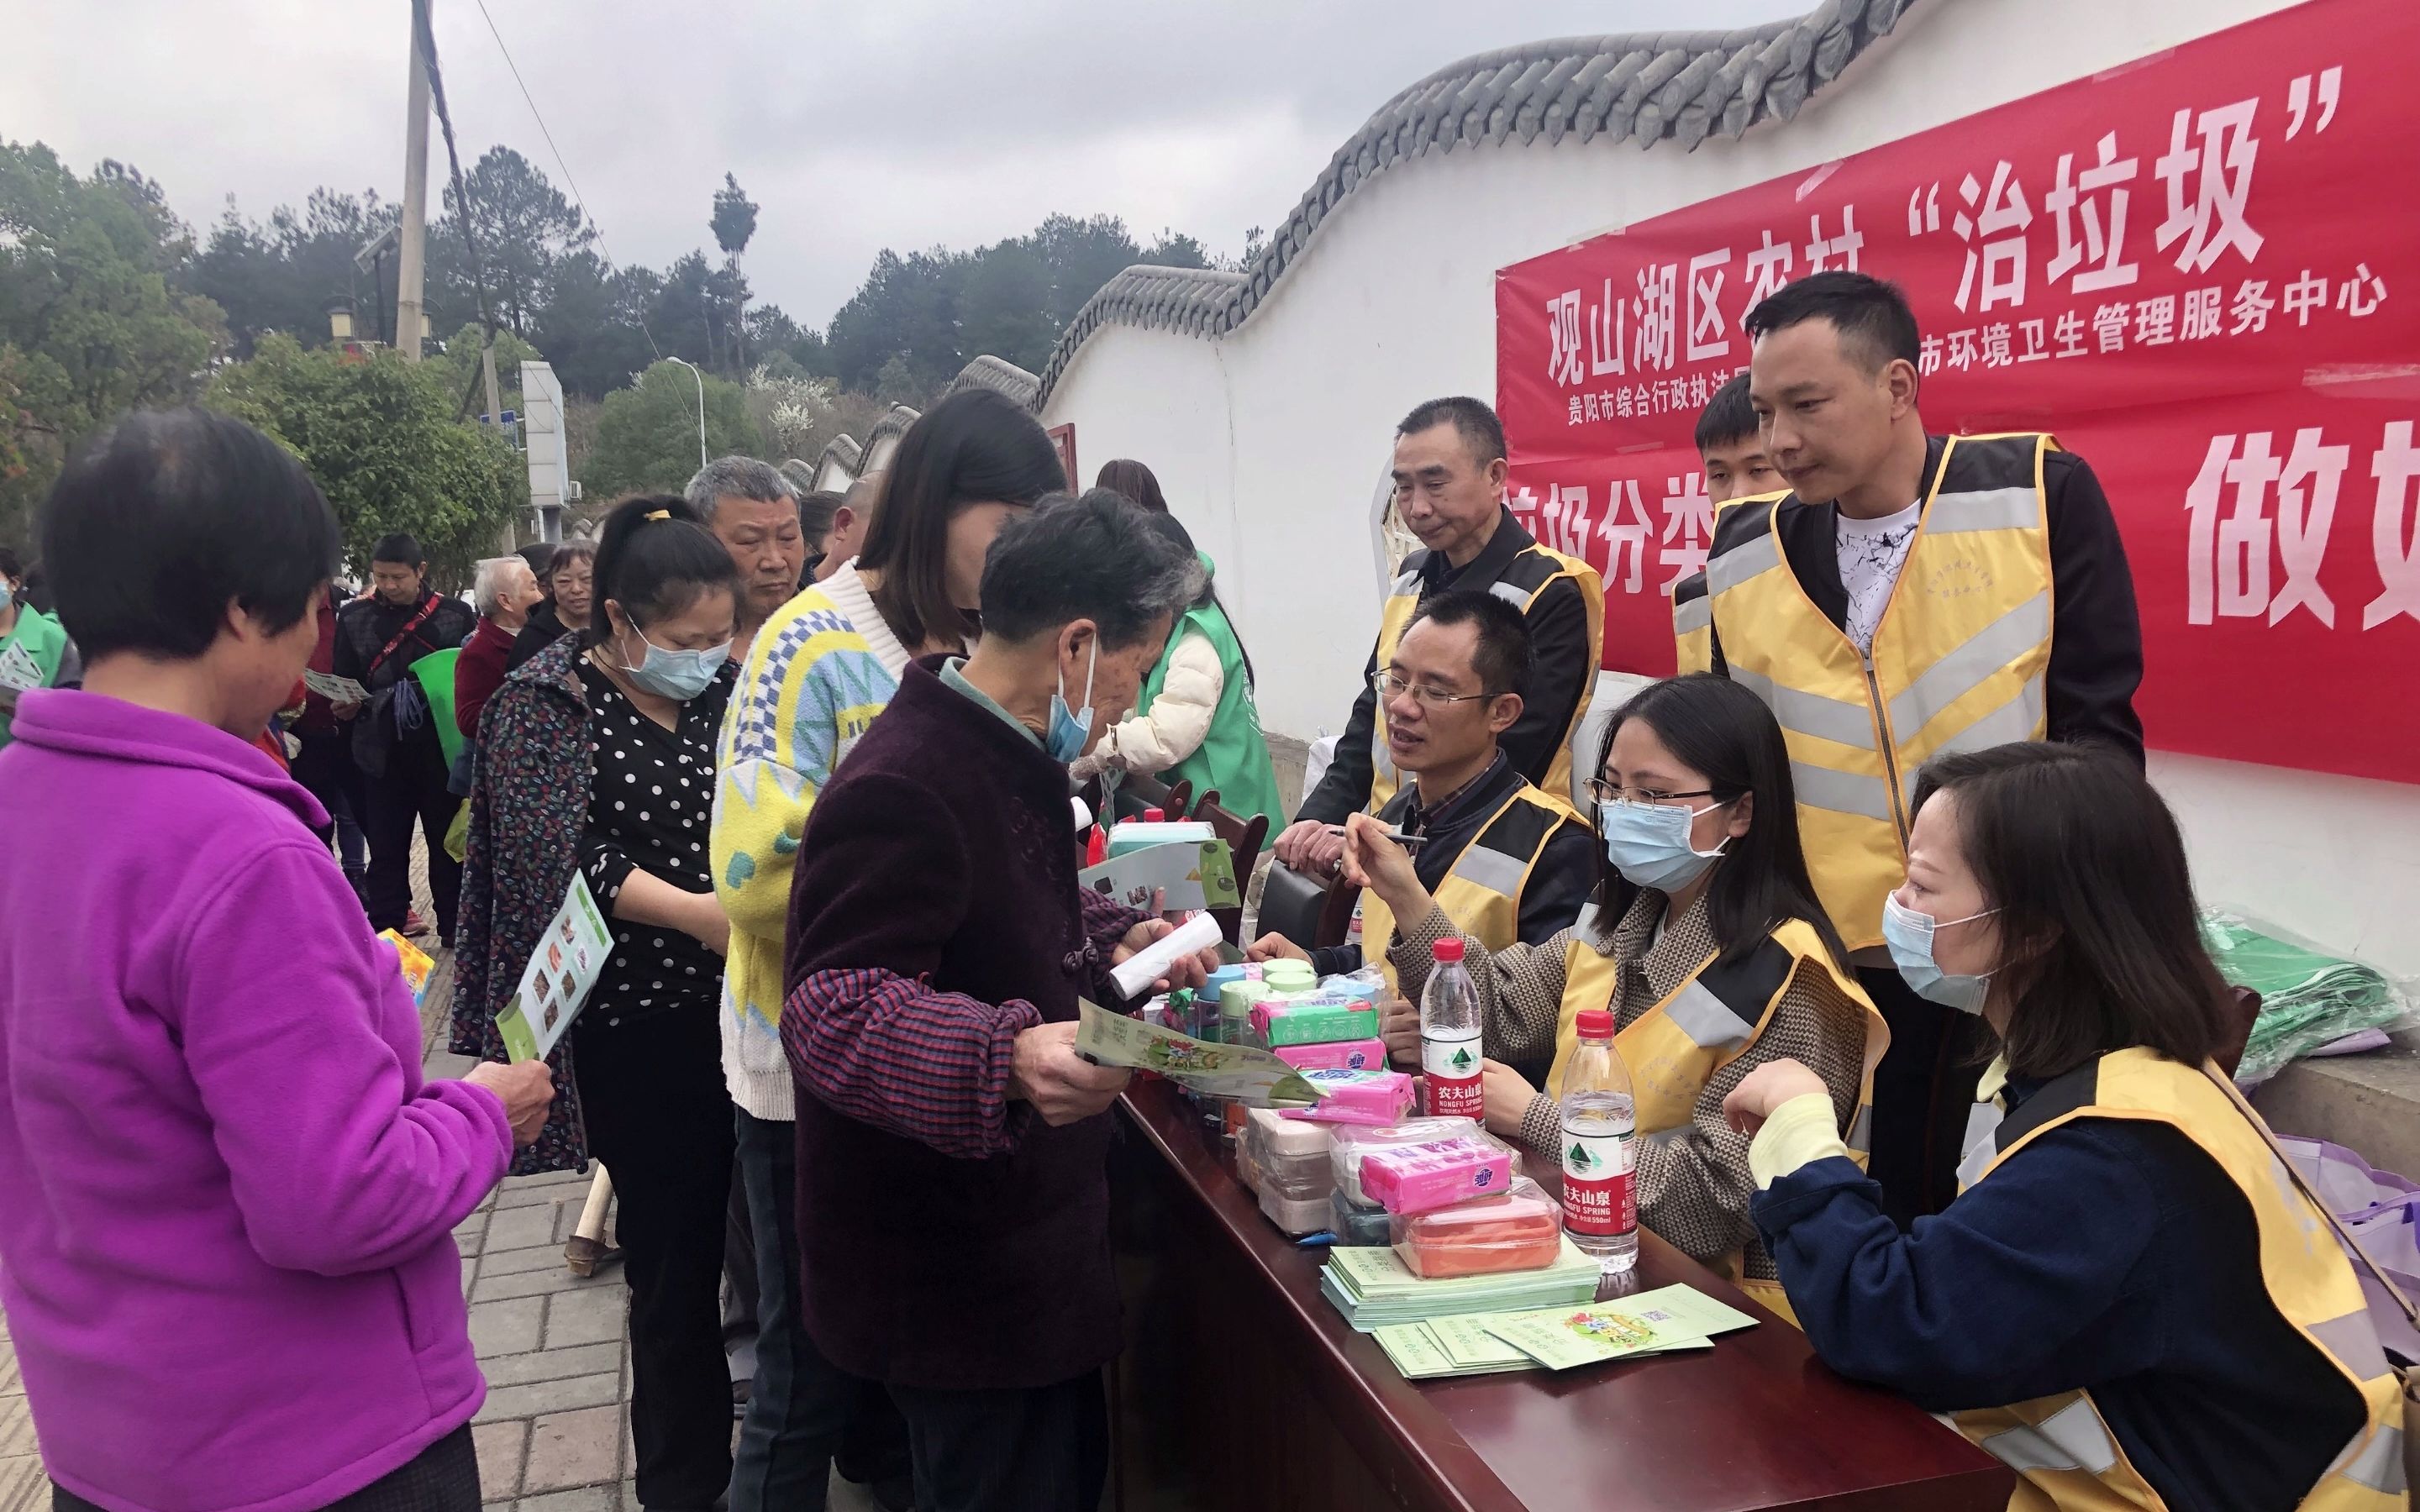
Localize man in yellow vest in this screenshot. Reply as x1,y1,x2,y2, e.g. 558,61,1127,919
1683,271,2144,1223
1276,397,1605,880
1251,591,1594,1080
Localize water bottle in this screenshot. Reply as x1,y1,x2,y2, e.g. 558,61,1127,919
1560,1008,1639,1272
1420,937,1484,1120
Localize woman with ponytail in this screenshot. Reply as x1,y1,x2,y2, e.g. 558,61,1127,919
452,494,746,1509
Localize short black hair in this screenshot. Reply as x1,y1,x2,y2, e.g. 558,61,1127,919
1693,373,1760,453
797,489,844,548
372,532,425,568
587,494,741,640
1743,271,1922,373
1397,396,1507,469
978,488,1202,650
517,541,558,586
40,407,341,660
1403,588,1532,701
0,547,21,583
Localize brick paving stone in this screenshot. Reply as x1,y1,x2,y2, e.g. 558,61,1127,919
2,1453,45,1512
467,1296,546,1358
478,1341,621,1389
522,1405,623,1493
518,1486,618,1512
545,1288,627,1350
553,1200,589,1246
479,1243,580,1279
485,1203,563,1252
472,1266,605,1304
473,1372,620,1424
471,1419,525,1502
0,1398,30,1458
455,1208,492,1247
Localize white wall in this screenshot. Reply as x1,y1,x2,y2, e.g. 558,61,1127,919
1046,0,2420,974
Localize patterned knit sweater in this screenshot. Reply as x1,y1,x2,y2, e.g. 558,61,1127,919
711,564,911,1120
1389,892,1870,1281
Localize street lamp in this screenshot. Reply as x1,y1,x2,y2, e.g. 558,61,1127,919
663,356,708,470
326,298,355,344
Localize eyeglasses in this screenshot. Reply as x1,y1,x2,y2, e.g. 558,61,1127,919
1586,780,1721,807
1371,670,1503,710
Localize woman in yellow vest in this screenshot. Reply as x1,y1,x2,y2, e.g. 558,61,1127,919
1359,673,1884,1320
1726,743,2406,1511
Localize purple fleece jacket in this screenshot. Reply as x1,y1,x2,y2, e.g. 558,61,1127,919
0,689,513,1512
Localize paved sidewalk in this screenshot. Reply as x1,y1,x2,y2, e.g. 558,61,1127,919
0,847,877,1512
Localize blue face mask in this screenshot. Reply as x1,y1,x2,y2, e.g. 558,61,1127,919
1597,797,1730,892
1045,638,1097,763
1882,894,2000,1013
621,625,731,701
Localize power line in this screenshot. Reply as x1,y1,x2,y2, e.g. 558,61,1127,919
470,0,660,360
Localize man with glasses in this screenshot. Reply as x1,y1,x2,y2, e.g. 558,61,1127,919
1275,396,1604,880
1251,591,1592,1079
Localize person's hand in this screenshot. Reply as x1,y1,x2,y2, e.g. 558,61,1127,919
1113,913,1218,994
465,1060,557,1147
1341,812,1422,909
1723,1058,1829,1137
1246,932,1311,966
1273,819,1346,878
332,700,362,721
1009,1021,1132,1126
1479,1058,1538,1138
1379,995,1421,1068
683,893,731,957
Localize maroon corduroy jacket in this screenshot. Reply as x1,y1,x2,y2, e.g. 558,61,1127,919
781,655,1144,1389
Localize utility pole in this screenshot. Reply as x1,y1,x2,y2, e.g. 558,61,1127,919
397,0,432,361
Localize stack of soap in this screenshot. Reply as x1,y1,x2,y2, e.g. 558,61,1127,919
1331,1118,1490,1205
1285,1068,1416,1126
1275,1037,1389,1074
1251,993,1380,1047
1359,1131,1518,1214
1241,1106,1337,1236
1388,1177,1566,1279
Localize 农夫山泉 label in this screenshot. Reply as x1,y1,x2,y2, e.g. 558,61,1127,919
1422,1029,1482,1118
1561,1116,1637,1236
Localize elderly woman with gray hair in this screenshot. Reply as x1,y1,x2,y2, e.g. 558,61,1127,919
453,554,544,744
780,489,1219,1511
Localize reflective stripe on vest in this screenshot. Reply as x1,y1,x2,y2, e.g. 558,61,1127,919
1952,1048,2410,1510
1703,435,2056,948
1356,781,1572,993
1539,912,1882,1294
1673,569,1715,676
1367,540,1607,811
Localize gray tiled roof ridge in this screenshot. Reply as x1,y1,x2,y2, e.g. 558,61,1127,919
1034,0,1921,402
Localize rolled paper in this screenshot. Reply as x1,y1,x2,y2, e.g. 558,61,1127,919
1109,911,1225,999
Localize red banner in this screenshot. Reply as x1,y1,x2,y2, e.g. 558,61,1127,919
1496,0,2420,785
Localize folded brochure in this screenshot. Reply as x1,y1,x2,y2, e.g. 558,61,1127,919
1372,1285,1756,1378
1079,838,1242,915
1076,997,1323,1106
1483,1285,1759,1372
497,873,615,1063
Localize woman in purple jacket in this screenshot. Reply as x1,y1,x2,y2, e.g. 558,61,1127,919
0,410,555,1512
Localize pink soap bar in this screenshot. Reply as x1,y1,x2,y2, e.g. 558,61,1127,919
1275,1037,1389,1074
1282,1068,1415,1126
1359,1135,1517,1215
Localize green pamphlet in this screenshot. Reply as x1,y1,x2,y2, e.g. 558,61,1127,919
1075,998,1323,1107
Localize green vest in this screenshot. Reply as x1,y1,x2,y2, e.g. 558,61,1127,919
1139,560,1281,847
0,605,69,748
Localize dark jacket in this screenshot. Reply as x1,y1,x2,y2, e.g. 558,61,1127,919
454,617,516,740
1704,436,2144,765
1307,751,1595,990
334,590,477,776
1754,1074,2360,1512
1297,507,1594,823
780,657,1143,1390
505,601,571,673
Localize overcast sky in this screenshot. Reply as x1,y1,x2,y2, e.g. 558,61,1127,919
8,0,1809,326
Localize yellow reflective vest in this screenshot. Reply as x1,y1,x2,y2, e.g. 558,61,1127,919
1358,780,1575,995
1673,491,1784,676
1696,435,2057,949
1540,910,1883,1324
1954,1048,2409,1512
1369,539,1605,811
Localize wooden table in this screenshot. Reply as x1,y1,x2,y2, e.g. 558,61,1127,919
1107,1080,2011,1512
